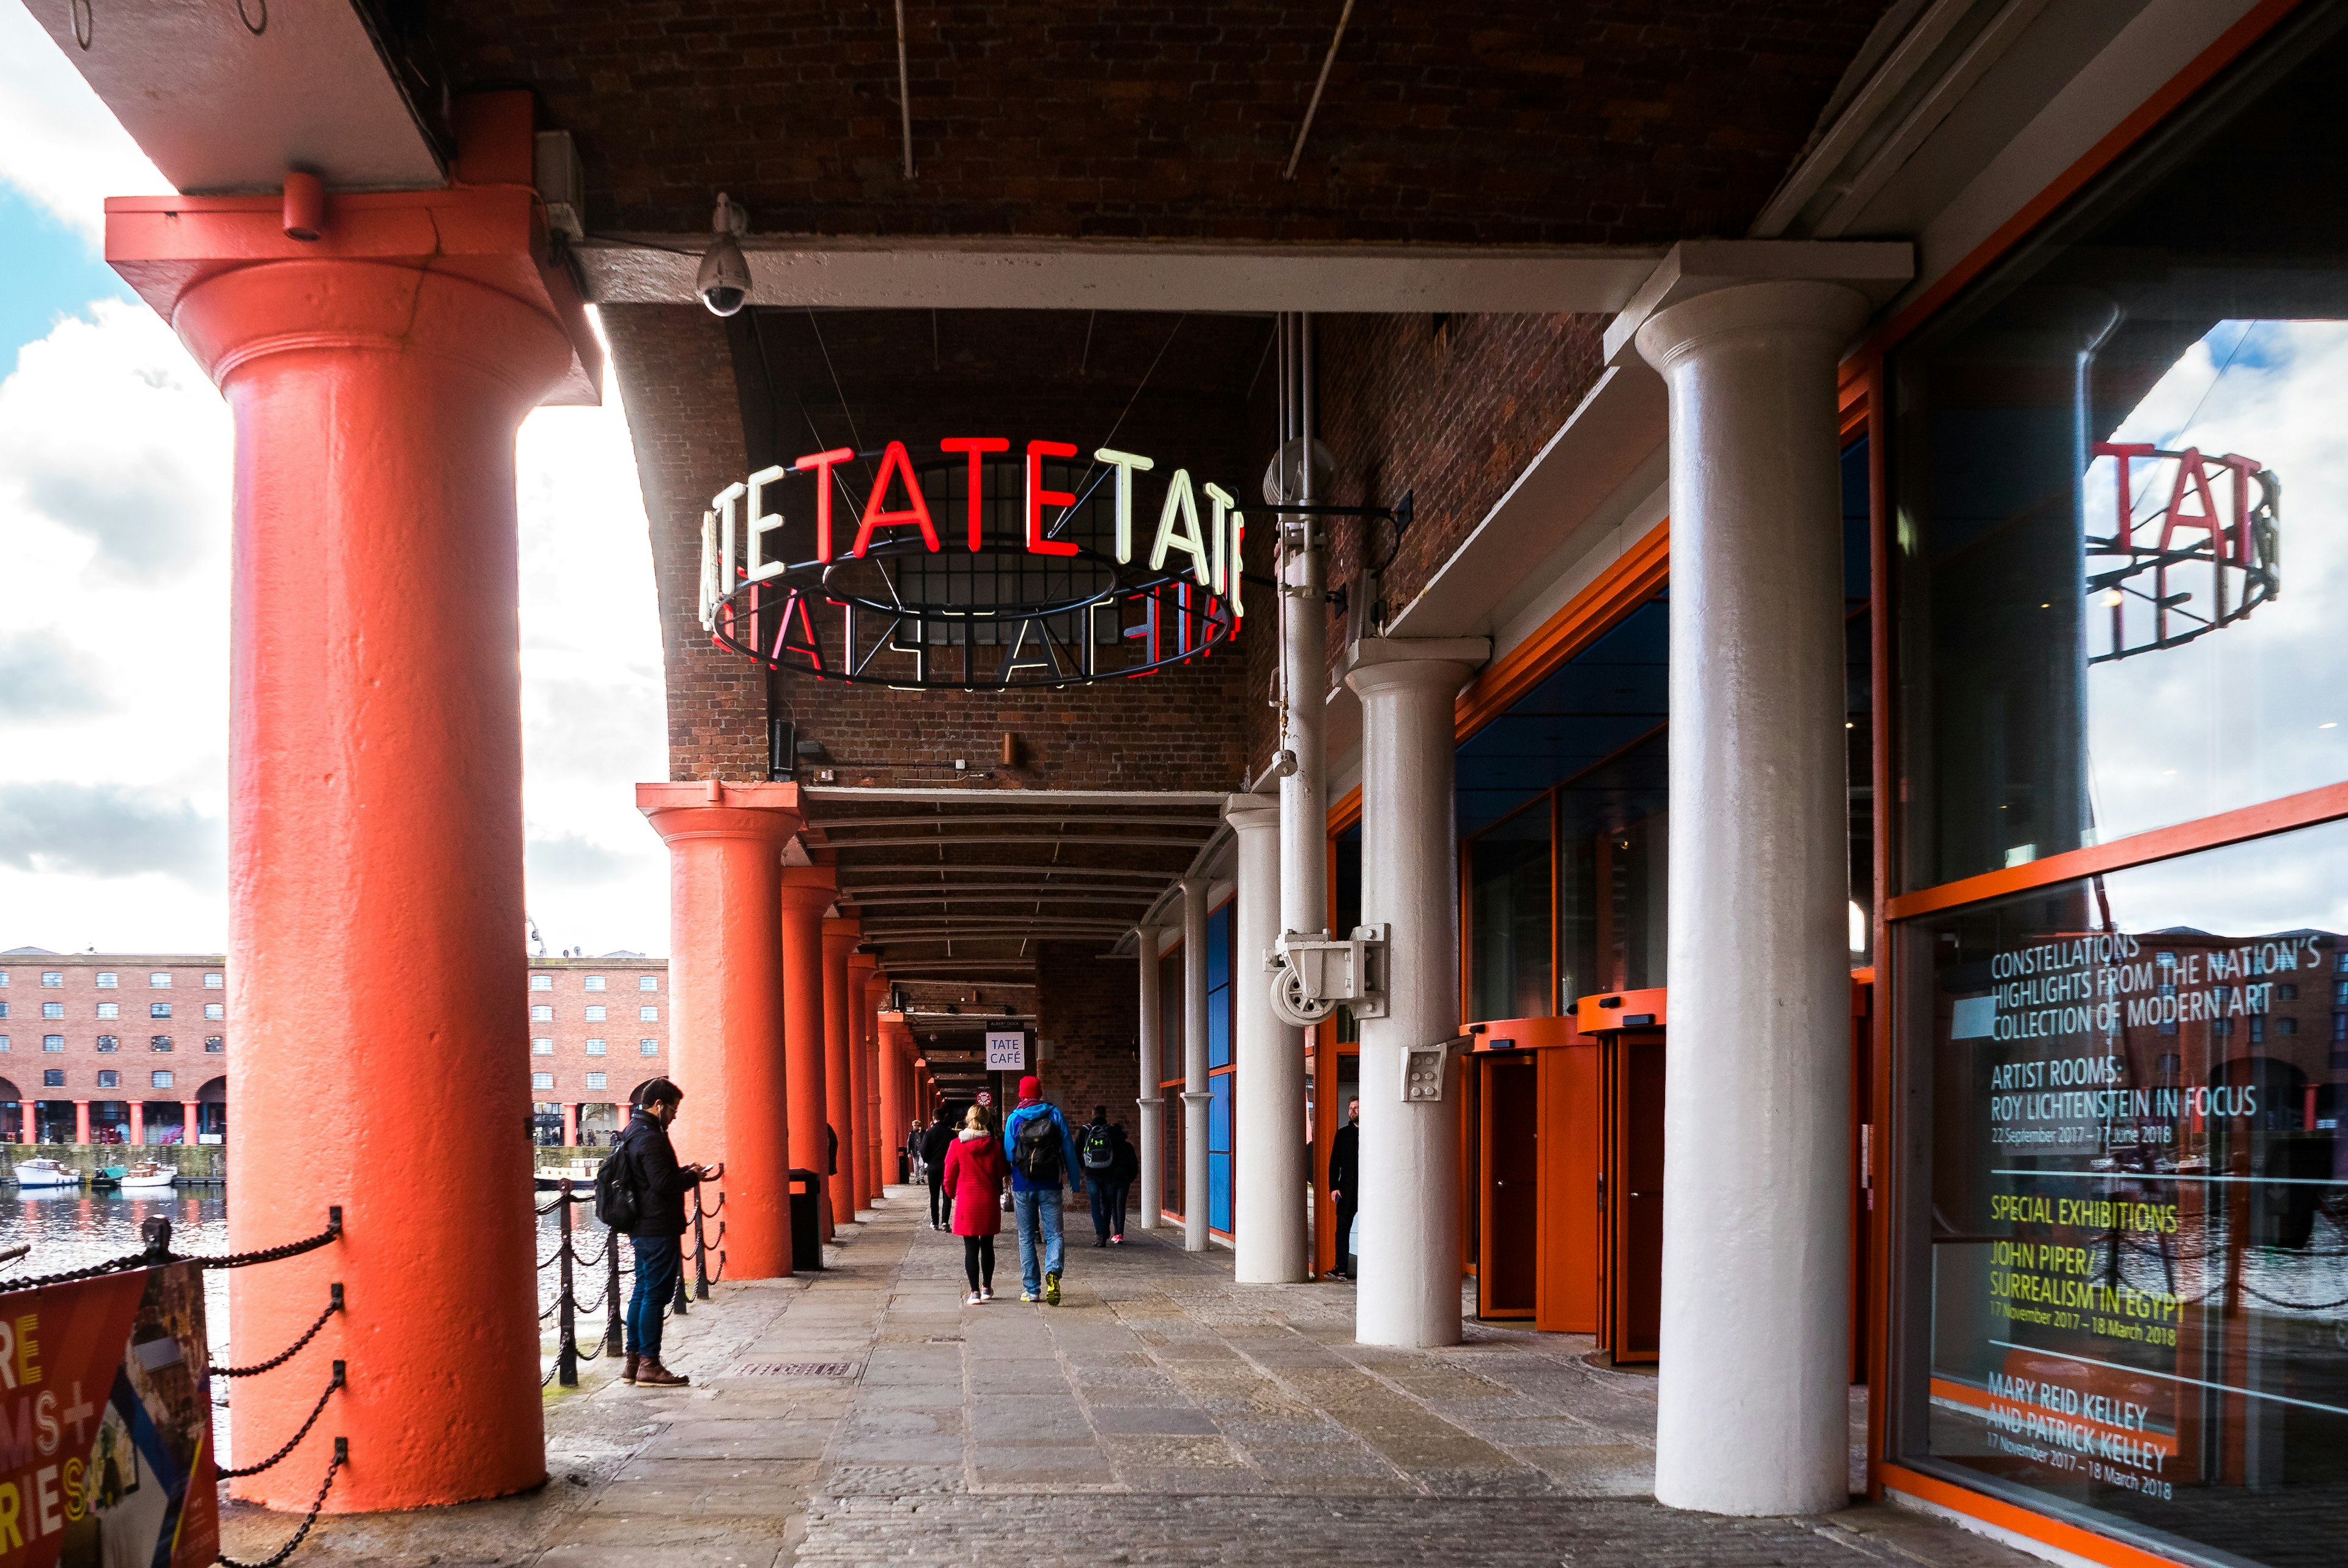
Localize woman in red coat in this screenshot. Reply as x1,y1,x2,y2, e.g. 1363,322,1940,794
939,1105,1011,1303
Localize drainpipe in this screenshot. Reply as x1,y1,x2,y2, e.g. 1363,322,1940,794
1279,314,1330,949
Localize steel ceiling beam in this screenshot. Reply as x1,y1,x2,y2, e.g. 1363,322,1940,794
833,864,1179,879
812,815,1222,831
830,834,1211,850
846,893,1155,909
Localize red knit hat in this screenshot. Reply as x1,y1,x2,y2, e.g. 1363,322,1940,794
1017,1074,1041,1102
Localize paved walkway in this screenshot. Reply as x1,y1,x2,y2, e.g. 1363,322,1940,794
224,1188,2034,1567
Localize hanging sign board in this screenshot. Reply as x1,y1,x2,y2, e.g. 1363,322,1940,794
0,1263,216,1567
698,440,1245,688
984,1031,1027,1072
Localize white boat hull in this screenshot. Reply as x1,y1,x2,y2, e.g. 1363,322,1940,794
120,1172,175,1190
11,1164,79,1189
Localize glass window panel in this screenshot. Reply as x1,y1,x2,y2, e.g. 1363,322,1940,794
1469,798,1554,1021
1891,18,2348,891
1905,814,2348,1564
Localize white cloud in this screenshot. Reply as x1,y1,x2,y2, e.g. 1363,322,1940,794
0,4,167,243
0,296,669,957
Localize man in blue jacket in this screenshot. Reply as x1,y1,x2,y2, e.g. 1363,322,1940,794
1001,1075,1084,1304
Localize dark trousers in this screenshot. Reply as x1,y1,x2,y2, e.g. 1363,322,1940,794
1087,1180,1113,1242
1335,1198,1358,1276
627,1234,681,1361
929,1174,947,1226
1109,1182,1130,1237
962,1233,995,1291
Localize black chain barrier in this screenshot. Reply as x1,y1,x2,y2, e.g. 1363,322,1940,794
218,1361,344,1479
212,1286,344,1378
537,1178,631,1385
219,1438,345,1568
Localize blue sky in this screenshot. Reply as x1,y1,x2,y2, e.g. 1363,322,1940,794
0,12,671,957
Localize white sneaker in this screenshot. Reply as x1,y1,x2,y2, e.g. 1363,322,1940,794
980,1286,994,1301
965,1290,984,1305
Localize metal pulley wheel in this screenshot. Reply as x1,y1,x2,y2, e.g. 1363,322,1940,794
1270,963,1335,1029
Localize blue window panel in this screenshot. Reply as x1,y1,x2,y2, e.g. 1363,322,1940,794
1208,1152,1233,1233
1207,984,1231,1067
1208,1072,1233,1151
1206,904,1231,990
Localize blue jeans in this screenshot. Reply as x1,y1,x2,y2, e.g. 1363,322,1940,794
1011,1188,1064,1295
1087,1180,1113,1242
628,1234,681,1361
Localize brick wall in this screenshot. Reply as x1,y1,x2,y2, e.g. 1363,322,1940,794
434,2,1887,245
1313,312,1609,704
0,955,226,1141
603,304,770,782
522,958,670,1114
1033,944,1139,1133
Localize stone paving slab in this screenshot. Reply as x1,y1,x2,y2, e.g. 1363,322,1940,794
221,1187,2041,1568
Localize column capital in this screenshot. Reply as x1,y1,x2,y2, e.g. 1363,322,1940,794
1342,636,1488,699
638,781,803,848
1178,875,1212,897
778,864,838,916
821,915,862,951
1633,280,1873,378
1601,239,1911,366
1223,792,1280,836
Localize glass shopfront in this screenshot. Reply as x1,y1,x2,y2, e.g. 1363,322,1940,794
1888,13,2348,1562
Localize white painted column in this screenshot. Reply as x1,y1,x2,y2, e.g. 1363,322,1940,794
1180,875,1211,1252
1135,922,1164,1229
1343,638,1483,1348
1635,279,1867,1517
1227,793,1305,1282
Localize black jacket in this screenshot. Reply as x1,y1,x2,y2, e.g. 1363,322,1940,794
1106,1126,1140,1187
615,1107,701,1237
1327,1121,1359,1199
920,1118,955,1176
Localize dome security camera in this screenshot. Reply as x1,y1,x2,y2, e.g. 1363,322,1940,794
697,192,751,317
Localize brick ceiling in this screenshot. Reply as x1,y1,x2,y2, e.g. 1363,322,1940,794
426,1,1894,244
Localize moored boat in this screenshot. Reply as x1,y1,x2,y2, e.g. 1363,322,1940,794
120,1160,176,1190
535,1157,603,1191
10,1158,79,1189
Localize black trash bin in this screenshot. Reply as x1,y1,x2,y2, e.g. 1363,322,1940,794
789,1168,824,1272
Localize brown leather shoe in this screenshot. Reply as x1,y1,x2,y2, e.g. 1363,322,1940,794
621,1353,640,1384
635,1358,689,1387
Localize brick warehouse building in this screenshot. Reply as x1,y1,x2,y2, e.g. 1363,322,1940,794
0,949,668,1150
30,4,2348,1566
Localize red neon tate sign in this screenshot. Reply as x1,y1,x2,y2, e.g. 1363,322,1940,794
697,437,1246,690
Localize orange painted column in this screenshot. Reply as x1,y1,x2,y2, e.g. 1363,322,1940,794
641,782,802,1279
821,916,862,1226
180,1100,199,1145
879,1015,909,1189
845,954,879,1210
777,867,835,1243
562,1105,578,1148
130,1103,145,1145
73,1101,89,1145
109,144,599,1507
863,970,891,1196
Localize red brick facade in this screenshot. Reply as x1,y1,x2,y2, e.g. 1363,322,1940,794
0,954,227,1143
1033,944,1140,1131
523,956,671,1140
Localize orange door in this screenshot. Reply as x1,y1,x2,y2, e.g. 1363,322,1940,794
1476,1051,1540,1318
1599,1028,1666,1363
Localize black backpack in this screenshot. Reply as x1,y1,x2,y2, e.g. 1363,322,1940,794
1079,1122,1115,1172
593,1136,642,1231
1012,1111,1063,1183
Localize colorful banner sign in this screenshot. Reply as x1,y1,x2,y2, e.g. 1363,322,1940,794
0,1265,215,1568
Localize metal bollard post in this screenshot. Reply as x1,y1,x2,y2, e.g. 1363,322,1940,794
604,1214,624,1356
556,1179,578,1388
688,1198,705,1301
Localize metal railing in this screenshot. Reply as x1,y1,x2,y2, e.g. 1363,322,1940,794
535,1176,725,1383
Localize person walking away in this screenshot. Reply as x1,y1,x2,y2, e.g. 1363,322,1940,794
921,1106,956,1230
602,1078,712,1386
1001,1075,1083,1303
1327,1096,1360,1280
1106,1122,1139,1243
940,1105,1010,1303
1076,1104,1118,1247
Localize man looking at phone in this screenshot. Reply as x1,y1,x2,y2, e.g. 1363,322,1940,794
610,1077,715,1386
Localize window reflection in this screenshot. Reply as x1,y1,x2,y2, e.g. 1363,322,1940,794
1891,19,2348,890
1910,817,2348,1561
